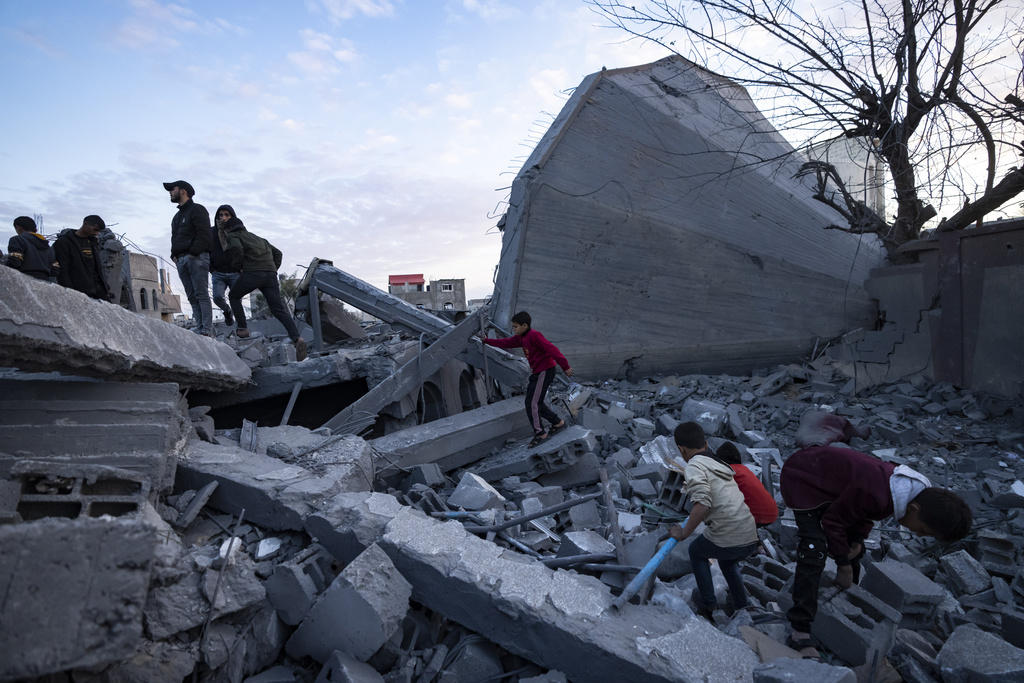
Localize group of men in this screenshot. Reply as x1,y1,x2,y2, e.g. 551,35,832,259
5,180,308,362
5,215,110,300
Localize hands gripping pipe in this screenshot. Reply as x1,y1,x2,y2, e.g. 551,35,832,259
610,522,685,610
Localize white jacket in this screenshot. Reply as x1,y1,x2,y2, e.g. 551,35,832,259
685,454,759,548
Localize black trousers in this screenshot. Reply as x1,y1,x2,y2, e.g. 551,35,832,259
229,271,300,341
786,507,864,632
524,367,559,435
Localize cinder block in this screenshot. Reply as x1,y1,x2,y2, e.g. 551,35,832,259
861,560,945,627
11,460,150,521
473,427,598,482
265,546,336,625
556,530,614,558
659,467,687,512
567,499,602,531
655,413,679,437
630,417,655,442
0,517,157,680
400,464,446,493
286,543,412,664
976,529,1019,578
940,549,992,596
812,584,901,666
679,398,727,436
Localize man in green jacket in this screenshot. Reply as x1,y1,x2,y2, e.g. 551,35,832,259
222,215,307,361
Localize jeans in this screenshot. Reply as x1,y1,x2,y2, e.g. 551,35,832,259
229,270,300,341
689,534,758,610
175,252,212,334
211,271,240,316
525,367,560,435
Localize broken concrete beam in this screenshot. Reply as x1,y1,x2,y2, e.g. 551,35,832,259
322,310,484,433
860,560,945,628
471,426,598,482
9,460,150,521
286,543,411,664
0,267,251,390
752,658,855,682
538,452,603,489
0,516,156,681
298,260,527,389
308,492,758,681
448,472,507,510
371,396,534,482
936,623,1024,681
0,377,186,492
318,297,367,343
175,437,372,531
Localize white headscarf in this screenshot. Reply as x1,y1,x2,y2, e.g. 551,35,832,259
890,465,931,523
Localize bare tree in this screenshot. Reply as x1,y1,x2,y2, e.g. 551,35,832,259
588,0,1024,259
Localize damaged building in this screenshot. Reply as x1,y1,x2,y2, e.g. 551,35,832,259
2,57,1024,683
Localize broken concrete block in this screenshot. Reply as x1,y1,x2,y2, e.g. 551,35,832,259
659,466,688,513
203,552,268,617
556,530,615,558
861,560,946,628
175,480,219,529
400,463,446,493
448,472,506,510
655,413,679,437
567,499,602,530
812,584,901,666
631,417,656,441
472,426,598,482
286,543,412,664
629,477,658,499
93,639,196,683
305,492,409,566
314,650,383,683
248,665,299,682
976,529,1020,577
752,658,855,682
940,549,993,596
9,460,150,521
937,623,1024,681
538,452,602,488
318,297,368,343
0,517,157,680
265,546,336,625
436,640,504,683
679,398,727,436
176,439,372,531
638,435,679,471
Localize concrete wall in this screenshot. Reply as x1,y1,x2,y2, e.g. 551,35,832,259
491,56,884,380
831,218,1024,397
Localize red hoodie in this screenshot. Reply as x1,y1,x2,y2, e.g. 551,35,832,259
730,464,779,525
484,328,569,375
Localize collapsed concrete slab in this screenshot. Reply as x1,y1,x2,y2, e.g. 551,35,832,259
0,376,187,492
175,436,373,531
490,55,883,379
0,267,251,391
371,396,534,481
0,517,157,681
306,492,758,682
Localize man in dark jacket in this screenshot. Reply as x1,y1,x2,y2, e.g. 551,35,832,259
7,216,58,281
223,215,307,361
54,215,111,300
164,180,213,335
211,205,242,326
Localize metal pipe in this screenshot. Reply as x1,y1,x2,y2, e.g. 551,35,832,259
462,491,604,533
611,534,681,610
541,553,616,568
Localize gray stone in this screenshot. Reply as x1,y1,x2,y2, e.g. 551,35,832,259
940,549,993,596
556,530,615,558
247,665,298,682
812,584,901,667
0,266,251,390
287,543,411,664
314,650,384,682
0,517,157,680
93,640,196,683
937,623,1024,682
448,472,506,510
679,398,728,436
202,552,267,617
538,452,602,488
752,657,856,682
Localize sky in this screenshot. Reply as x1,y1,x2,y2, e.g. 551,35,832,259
0,0,670,301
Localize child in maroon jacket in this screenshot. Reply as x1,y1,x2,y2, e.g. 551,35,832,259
780,411,972,659
484,311,572,447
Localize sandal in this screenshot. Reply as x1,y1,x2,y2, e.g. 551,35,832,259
785,634,821,661
527,432,549,448
548,421,568,436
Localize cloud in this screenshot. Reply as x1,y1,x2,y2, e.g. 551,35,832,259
457,0,518,23
112,0,243,50
287,29,360,78
8,29,69,59
308,0,397,22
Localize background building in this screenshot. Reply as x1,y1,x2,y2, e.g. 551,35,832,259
124,251,181,322
388,275,467,314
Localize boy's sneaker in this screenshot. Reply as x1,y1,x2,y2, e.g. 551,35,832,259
236,328,250,339
294,337,308,362
223,312,234,326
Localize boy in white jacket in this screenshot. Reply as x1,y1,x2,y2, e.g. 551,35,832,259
669,422,759,620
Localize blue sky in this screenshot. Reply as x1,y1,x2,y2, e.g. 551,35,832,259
1,0,668,300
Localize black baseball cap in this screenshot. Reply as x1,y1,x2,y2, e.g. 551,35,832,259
163,180,195,196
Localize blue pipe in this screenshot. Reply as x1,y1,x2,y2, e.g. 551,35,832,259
611,535,679,609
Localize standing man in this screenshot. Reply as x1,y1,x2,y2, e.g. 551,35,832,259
7,216,58,281
164,180,213,335
54,215,111,300
211,205,242,326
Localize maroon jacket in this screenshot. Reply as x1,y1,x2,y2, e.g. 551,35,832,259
780,446,896,562
484,328,569,375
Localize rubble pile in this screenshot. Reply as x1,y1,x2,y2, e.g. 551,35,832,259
6,353,1023,683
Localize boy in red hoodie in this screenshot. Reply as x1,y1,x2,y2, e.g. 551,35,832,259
484,311,572,447
716,442,778,527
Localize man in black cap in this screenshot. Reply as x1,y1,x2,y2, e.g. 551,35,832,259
7,216,58,281
54,215,111,300
164,180,213,335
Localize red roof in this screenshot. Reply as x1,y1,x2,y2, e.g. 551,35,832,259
389,274,425,285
